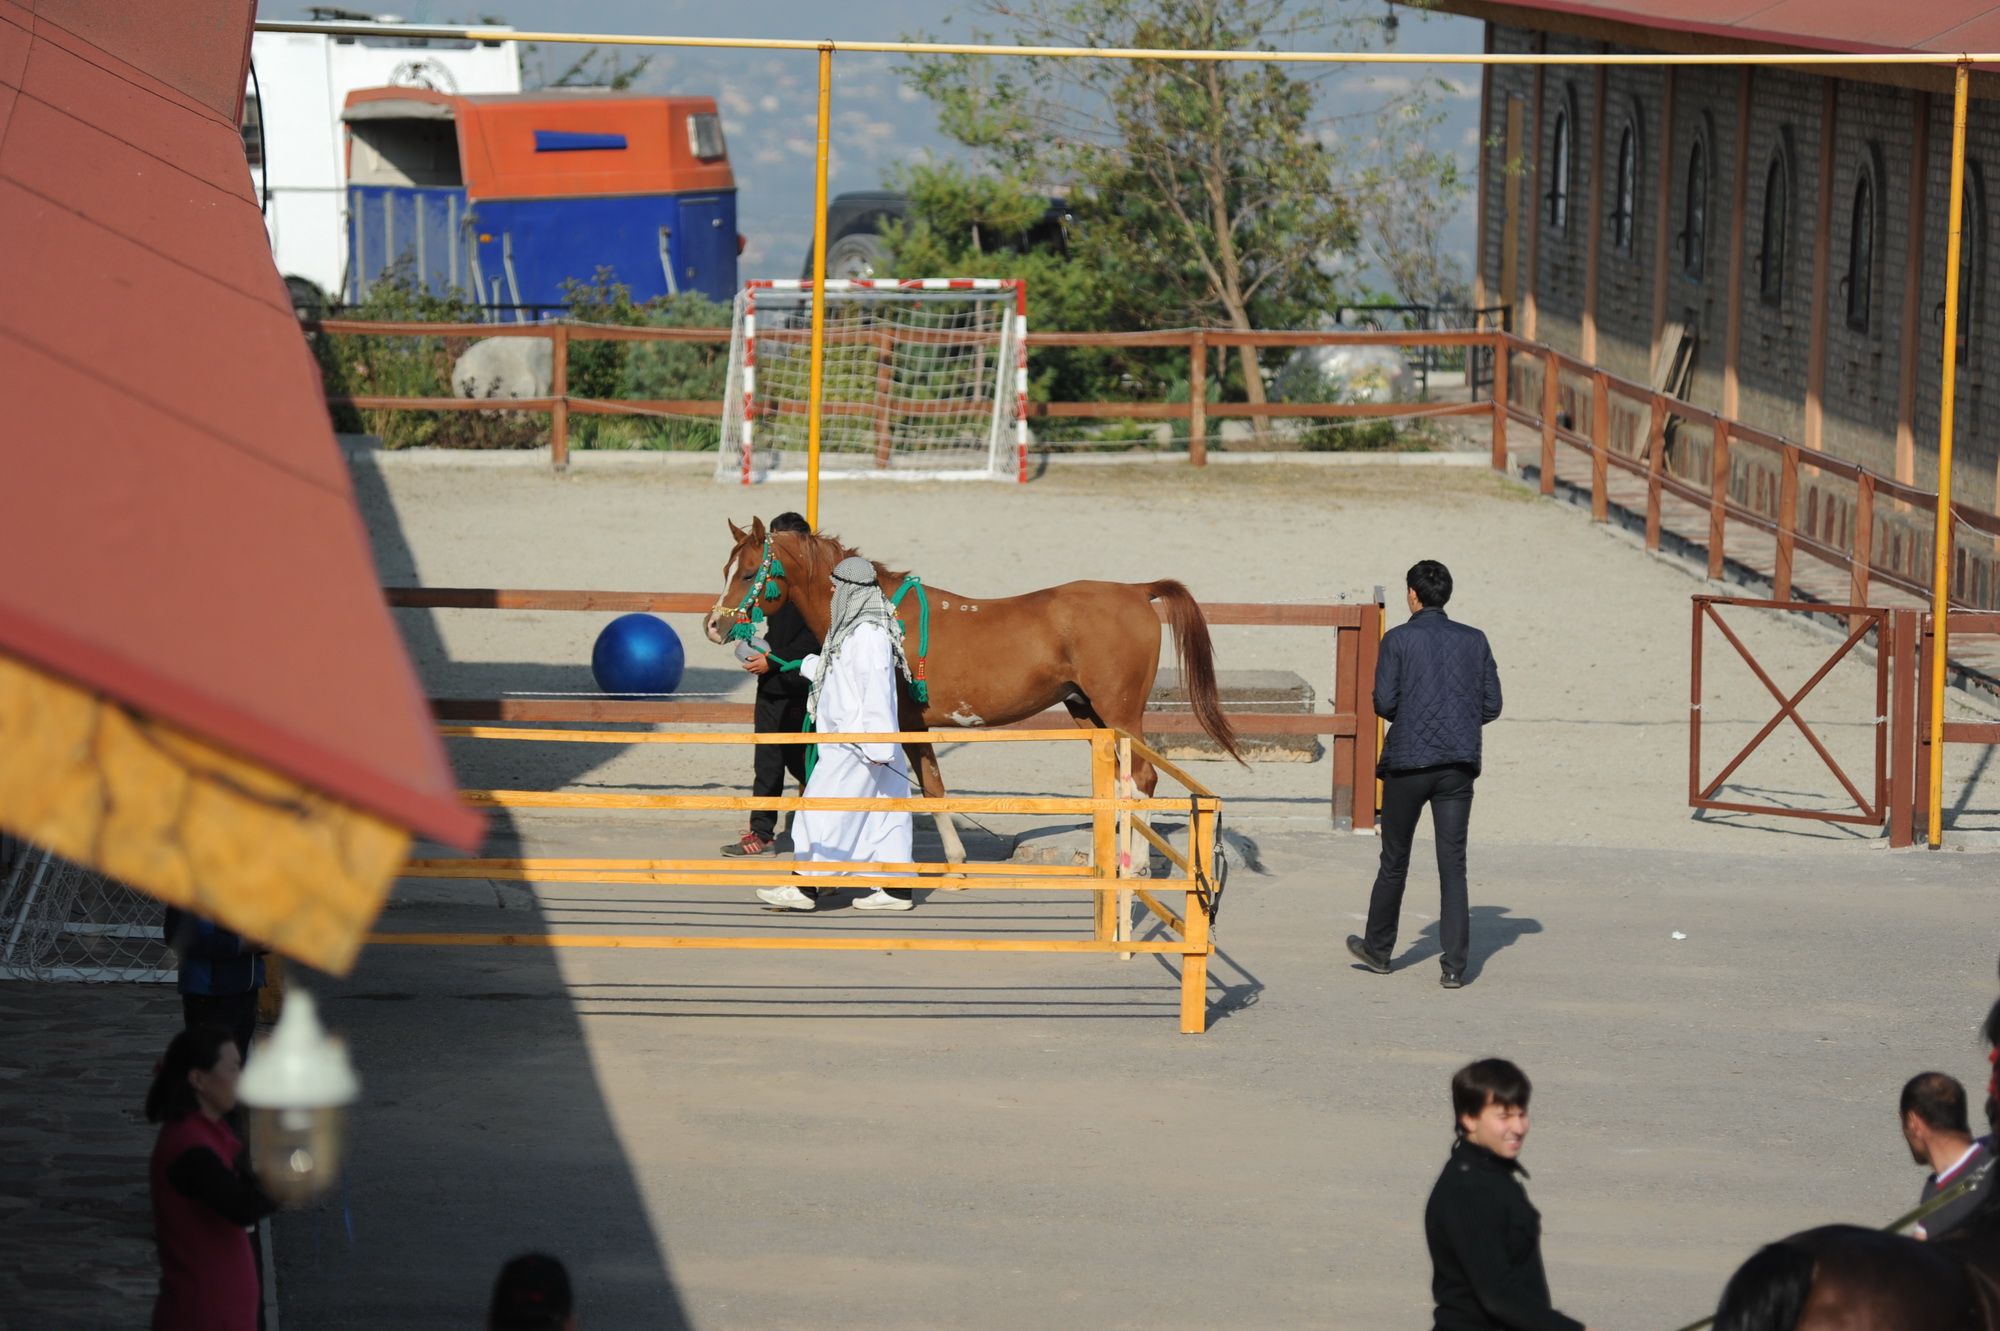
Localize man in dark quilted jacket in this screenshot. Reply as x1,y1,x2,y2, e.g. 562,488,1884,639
1347,560,1502,988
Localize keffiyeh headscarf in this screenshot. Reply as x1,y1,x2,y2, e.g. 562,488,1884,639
809,556,914,720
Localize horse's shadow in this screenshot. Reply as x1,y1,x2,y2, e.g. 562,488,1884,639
1390,905,1544,982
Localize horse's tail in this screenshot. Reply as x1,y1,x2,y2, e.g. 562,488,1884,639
1147,580,1242,763
1713,1242,1816,1331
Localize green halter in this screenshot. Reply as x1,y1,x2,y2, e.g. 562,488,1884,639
724,536,802,670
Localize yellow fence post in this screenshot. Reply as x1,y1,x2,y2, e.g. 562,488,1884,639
805,42,833,530
1115,735,1136,960
1929,59,1971,849
1179,800,1213,1035
1091,729,1116,943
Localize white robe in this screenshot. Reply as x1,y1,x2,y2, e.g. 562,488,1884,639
791,622,914,874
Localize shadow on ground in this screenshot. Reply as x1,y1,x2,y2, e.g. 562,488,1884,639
277,458,692,1328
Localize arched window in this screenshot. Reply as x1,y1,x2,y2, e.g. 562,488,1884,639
1611,116,1639,254
1547,96,1572,233
1681,136,1708,280
1846,162,1876,333
1759,146,1791,307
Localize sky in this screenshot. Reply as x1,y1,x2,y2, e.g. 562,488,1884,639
256,0,1486,296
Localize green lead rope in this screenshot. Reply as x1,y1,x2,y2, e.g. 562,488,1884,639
886,574,931,705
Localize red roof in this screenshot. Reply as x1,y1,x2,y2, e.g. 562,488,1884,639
1425,1,2000,70
0,0,479,848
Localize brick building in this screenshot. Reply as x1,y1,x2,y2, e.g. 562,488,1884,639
1426,1,2000,512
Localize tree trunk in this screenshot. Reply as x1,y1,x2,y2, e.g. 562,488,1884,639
1202,59,1270,449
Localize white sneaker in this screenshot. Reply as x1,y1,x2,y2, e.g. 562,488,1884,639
853,888,915,912
756,885,817,911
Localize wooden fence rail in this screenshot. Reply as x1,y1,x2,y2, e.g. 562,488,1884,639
386,585,1384,829
309,319,1496,469
374,724,1225,1032
1493,333,2000,613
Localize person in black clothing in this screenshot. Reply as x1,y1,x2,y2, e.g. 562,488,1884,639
488,1252,577,1330
1347,559,1502,988
163,906,266,1058
722,511,822,857
1425,1059,1598,1331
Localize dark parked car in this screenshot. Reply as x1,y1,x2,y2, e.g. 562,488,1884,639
802,189,1075,280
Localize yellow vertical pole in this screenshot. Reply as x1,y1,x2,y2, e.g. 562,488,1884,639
805,43,833,531
1929,60,1970,849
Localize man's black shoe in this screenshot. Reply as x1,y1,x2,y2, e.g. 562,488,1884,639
1345,935,1391,974
1440,971,1464,990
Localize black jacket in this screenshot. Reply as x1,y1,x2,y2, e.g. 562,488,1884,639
1375,608,1502,775
756,603,820,703
1425,1141,1584,1331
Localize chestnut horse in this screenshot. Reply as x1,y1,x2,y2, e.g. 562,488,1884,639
1709,994,2000,1331
703,517,1240,862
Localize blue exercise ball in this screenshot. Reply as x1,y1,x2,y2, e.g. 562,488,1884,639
591,614,685,698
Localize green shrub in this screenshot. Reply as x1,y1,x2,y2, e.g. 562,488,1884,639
312,263,540,450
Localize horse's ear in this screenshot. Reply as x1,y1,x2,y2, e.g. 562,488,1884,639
747,515,767,542
727,519,746,544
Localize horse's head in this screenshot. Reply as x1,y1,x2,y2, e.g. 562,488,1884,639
705,517,774,644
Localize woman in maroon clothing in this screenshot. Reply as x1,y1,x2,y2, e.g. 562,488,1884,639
146,1025,275,1331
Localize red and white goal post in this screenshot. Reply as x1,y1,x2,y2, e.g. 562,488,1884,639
716,278,1028,484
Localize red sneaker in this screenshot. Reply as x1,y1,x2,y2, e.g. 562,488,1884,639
721,830,776,857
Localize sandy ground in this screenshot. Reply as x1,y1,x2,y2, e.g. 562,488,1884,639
258,457,2000,1330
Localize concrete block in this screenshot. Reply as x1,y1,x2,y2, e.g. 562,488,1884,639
1148,668,1321,762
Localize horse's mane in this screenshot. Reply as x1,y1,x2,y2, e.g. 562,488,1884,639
780,530,909,589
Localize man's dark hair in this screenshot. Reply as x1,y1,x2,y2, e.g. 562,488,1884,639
1451,1057,1531,1136
770,511,810,535
489,1253,573,1331
1901,1071,1970,1135
1407,560,1453,609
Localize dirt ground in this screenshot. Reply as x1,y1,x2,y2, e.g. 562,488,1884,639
260,456,2000,1330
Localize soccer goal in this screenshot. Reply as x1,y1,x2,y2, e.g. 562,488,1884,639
715,279,1028,484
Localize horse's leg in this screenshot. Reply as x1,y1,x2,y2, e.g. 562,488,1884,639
905,740,967,868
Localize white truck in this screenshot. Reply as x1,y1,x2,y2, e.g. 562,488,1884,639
243,10,520,312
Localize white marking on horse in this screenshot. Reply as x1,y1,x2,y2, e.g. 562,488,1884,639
950,705,986,727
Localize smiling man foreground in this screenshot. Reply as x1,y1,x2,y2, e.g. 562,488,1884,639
1424,1059,1602,1331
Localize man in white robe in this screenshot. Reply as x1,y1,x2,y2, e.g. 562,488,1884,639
756,556,916,912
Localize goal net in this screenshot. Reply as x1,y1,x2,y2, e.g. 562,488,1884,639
0,837,175,982
715,279,1027,483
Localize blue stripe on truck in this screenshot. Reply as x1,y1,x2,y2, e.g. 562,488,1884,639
533,131,629,152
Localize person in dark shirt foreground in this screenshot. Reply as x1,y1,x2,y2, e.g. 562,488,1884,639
1900,1070,1996,1239
489,1252,577,1331
1425,1058,1600,1331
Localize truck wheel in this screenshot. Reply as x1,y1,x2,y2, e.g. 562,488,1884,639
825,232,888,280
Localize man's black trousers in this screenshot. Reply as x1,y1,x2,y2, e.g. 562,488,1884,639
750,693,811,839
1364,764,1476,977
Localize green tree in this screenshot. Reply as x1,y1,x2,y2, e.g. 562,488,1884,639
899,0,1398,435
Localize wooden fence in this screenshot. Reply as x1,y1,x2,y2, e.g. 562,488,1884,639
1495,334,2000,612
385,586,1384,829
371,725,1225,1032
311,319,1495,469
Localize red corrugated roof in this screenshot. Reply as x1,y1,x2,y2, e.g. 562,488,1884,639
0,0,479,849
1425,0,2000,59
